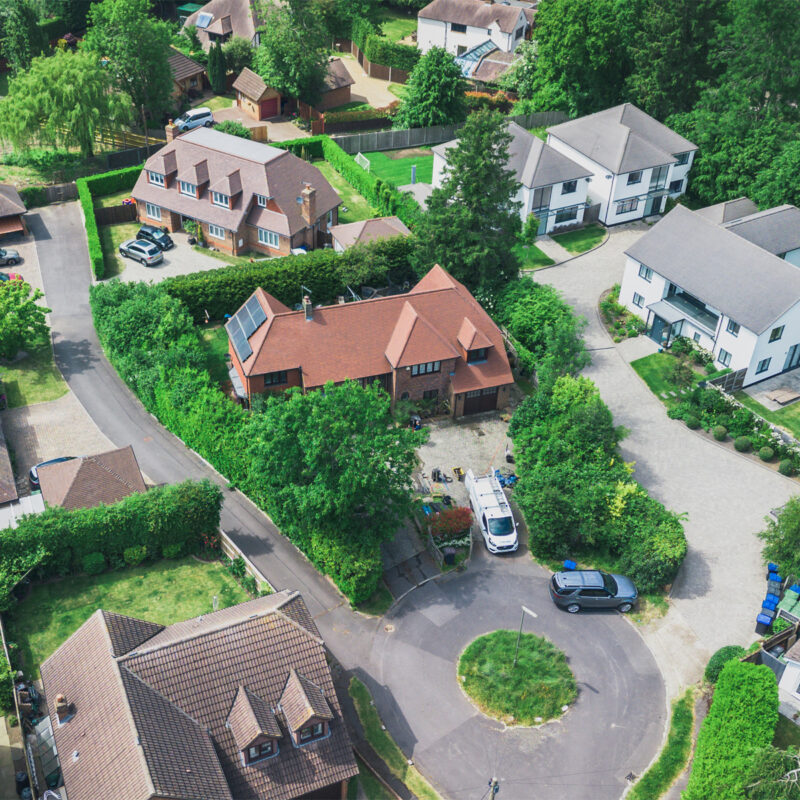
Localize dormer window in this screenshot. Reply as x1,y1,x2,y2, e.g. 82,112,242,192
180,181,196,197
256,194,268,207
212,191,229,208
148,171,164,187
299,722,325,743
467,347,488,364
246,740,276,763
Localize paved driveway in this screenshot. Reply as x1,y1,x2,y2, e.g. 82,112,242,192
536,226,798,695
338,53,398,108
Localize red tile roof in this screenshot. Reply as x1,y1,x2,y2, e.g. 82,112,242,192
236,265,514,392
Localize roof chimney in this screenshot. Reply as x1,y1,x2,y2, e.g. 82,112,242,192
302,295,313,321
301,183,316,225
56,693,73,724
165,119,178,143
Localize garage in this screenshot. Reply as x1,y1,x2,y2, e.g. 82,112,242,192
260,97,278,118
463,387,498,415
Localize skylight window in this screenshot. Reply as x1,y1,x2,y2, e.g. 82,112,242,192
196,12,213,28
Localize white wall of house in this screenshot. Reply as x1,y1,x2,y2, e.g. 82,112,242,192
779,660,800,698
743,300,800,386
518,178,589,233
332,237,345,253
417,14,525,55
784,247,800,267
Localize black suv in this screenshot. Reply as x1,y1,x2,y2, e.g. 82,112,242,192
137,224,174,251
549,570,638,614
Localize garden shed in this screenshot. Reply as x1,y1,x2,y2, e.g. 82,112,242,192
233,67,281,120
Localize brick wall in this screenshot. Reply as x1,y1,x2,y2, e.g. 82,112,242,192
317,86,351,111
247,368,302,395
393,358,457,403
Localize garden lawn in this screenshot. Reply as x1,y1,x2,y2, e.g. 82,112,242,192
198,324,230,387
313,160,377,224
513,241,555,270
1,341,67,408
348,756,393,800
378,8,417,41
349,678,440,800
192,93,234,111
362,149,433,186
529,126,547,140
735,391,800,442
773,714,800,750
457,630,577,724
387,83,408,100
327,100,372,113
552,223,606,254
356,583,393,616
631,352,706,407
98,221,140,278
94,188,135,208
5,557,248,678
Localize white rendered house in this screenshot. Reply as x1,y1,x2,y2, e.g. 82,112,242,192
620,200,800,389
432,122,591,234
417,0,530,56
546,104,697,226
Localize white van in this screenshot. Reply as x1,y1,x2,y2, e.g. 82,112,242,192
465,469,518,554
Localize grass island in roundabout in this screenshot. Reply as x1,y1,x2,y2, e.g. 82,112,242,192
457,630,577,726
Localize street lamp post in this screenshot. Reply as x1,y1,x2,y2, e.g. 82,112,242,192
513,605,538,668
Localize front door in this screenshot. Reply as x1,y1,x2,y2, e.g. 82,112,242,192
785,344,800,371
644,195,664,216
649,315,672,345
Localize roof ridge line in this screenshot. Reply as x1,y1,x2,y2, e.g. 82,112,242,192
85,451,141,493
272,608,325,647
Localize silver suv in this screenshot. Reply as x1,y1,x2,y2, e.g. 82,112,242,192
549,570,638,614
119,239,163,266
174,107,213,132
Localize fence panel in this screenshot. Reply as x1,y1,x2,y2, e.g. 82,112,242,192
43,182,78,203
95,204,137,225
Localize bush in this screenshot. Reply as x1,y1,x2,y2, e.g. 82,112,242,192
214,119,251,139
712,425,728,441
685,415,701,429
274,135,326,160
352,17,421,73
734,436,752,452
669,360,695,388
38,15,66,41
18,186,48,208
705,362,717,375
242,574,257,595
0,654,13,713
162,542,182,559
226,556,246,580
82,551,106,575
429,506,473,538
759,446,775,462
123,545,147,566
779,459,795,476
670,337,693,356
705,645,746,684
465,91,514,114
325,103,398,124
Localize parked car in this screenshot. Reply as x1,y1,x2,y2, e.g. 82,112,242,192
137,224,174,251
549,569,638,613
0,247,21,266
30,456,77,490
119,239,163,266
174,107,213,132
0,271,22,282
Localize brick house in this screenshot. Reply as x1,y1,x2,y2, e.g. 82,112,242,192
233,67,282,120
132,128,341,256
226,264,515,416
40,591,358,800
167,47,207,103
317,58,355,111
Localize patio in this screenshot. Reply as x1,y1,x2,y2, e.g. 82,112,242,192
744,368,800,412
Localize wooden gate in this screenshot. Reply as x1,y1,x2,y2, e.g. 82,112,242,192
584,203,601,224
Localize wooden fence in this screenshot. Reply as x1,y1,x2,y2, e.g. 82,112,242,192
220,527,274,593
95,203,137,225
334,39,411,84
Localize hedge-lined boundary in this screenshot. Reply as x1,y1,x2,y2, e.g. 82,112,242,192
352,17,420,73
76,164,142,280
684,661,778,800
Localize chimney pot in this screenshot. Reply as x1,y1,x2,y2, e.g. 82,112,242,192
302,295,313,321
165,120,178,142
301,183,316,226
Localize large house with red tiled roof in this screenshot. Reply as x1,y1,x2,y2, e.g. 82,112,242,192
226,265,514,416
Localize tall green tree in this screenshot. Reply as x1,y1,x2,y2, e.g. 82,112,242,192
83,0,172,117
208,39,226,94
759,495,800,579
499,40,537,100
0,280,51,360
253,0,329,103
0,49,132,158
222,36,253,74
0,0,48,75
413,110,520,296
393,47,466,129
752,140,800,209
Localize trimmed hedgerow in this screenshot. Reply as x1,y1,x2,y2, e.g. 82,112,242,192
704,645,746,684
684,661,778,800
351,16,420,73
274,135,326,160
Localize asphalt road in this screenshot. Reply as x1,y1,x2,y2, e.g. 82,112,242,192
31,202,666,799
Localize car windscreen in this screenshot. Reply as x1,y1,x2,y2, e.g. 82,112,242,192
602,573,618,595
488,516,514,536
0,249,6,256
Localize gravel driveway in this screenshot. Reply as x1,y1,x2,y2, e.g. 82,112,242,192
536,226,798,695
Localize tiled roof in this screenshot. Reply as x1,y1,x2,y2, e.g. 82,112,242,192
232,66,268,100
184,0,261,51
37,445,146,510
547,103,696,173
724,204,800,256
695,197,759,225
419,0,527,34
134,128,341,237
323,58,355,92
227,685,282,747
457,317,491,351
279,669,333,731
41,591,357,800
237,265,514,393
101,611,164,658
0,183,25,218
329,215,411,249
168,47,205,83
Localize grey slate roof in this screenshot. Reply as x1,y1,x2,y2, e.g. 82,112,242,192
547,103,697,174
695,197,759,225
724,205,800,256
625,204,800,334
323,58,355,92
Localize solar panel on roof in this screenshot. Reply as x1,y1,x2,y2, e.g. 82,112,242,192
232,329,252,362
239,307,257,338
245,296,267,328
196,11,213,27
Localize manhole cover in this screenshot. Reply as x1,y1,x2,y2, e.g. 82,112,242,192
384,624,395,633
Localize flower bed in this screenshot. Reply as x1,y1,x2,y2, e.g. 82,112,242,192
599,284,647,342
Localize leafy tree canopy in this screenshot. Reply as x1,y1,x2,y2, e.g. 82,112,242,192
0,0,47,75
214,119,252,139
222,35,254,74
0,280,51,361
759,495,800,579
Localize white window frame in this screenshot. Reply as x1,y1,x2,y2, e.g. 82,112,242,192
179,181,196,197
617,198,639,215
256,194,268,208
638,265,653,282
145,203,161,221
718,348,732,367
148,171,164,187
258,228,280,248
208,223,225,240
211,191,229,208
632,292,644,308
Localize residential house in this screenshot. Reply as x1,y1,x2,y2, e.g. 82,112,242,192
183,0,262,50
233,67,282,120
620,201,800,390
329,216,411,252
37,445,147,511
432,121,591,234
546,103,697,225
39,591,358,800
417,0,531,56
455,42,516,85
0,183,27,238
168,47,207,102
317,58,355,111
226,264,515,416
132,128,341,256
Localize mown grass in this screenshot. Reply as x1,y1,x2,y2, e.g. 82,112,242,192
0,341,67,408
378,8,417,41
349,677,441,800
551,223,606,254
457,630,577,724
5,557,248,678
629,688,695,800
192,93,234,111
198,324,230,387
631,353,706,408
356,583,393,616
362,149,433,186
98,221,140,278
348,755,394,800
313,160,377,224
735,391,800,442
513,241,555,270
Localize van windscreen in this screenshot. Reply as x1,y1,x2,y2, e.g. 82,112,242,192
488,516,514,536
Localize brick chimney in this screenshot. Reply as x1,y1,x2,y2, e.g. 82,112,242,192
302,295,313,321
56,693,72,724
165,119,178,142
301,183,316,226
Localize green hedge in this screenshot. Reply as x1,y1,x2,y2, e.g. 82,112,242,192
704,645,746,684
684,661,778,800
0,480,222,612
325,105,397,124
38,16,66,41
352,16,420,73
275,135,326,159
83,163,142,196
18,186,48,208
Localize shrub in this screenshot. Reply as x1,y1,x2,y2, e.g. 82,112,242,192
685,415,701,429
18,186,48,208
352,17,421,72
274,135,326,159
712,425,728,441
162,542,182,559
242,574,257,595
779,459,795,476
705,362,717,375
38,15,66,41
704,645,746,684
325,103,398,124
759,446,775,462
0,654,13,713
214,119,251,139
226,556,247,580
429,506,473,538
734,436,752,452
670,336,693,356
82,551,106,575
669,360,695,388
123,545,147,566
